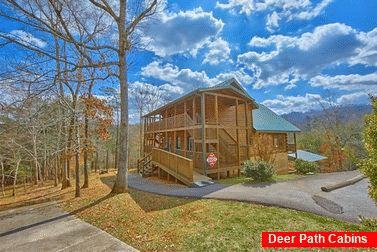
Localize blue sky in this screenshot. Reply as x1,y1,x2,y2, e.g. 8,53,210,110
1,0,377,121
131,0,377,116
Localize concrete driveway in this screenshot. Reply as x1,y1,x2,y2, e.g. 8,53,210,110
128,170,377,223
0,201,138,252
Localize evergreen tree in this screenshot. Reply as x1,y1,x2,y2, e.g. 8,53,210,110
362,97,377,201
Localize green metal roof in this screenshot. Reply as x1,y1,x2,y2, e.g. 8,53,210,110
253,104,301,132
288,150,327,162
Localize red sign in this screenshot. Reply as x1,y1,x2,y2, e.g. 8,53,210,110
262,232,377,248
206,153,217,167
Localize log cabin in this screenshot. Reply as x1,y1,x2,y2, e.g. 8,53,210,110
140,78,300,186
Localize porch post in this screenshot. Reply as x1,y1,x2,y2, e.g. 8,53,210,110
215,95,220,180
184,101,187,158
193,97,196,168
201,93,207,176
294,132,297,159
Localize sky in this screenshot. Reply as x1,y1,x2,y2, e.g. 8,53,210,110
131,0,377,116
1,0,377,121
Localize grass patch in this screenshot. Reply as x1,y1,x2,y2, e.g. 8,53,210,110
219,173,305,185
58,173,376,251
2,171,376,251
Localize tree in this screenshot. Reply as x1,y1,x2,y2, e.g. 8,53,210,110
362,97,377,201
0,0,162,194
86,0,159,193
130,82,171,157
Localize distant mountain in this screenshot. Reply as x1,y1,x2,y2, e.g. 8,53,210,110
281,104,372,131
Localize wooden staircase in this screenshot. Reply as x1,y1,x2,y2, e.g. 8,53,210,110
137,153,154,177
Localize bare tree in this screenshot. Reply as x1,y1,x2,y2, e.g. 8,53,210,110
0,0,161,194
130,82,171,157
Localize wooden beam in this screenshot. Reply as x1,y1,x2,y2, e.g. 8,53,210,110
201,93,207,175
184,101,187,158
193,97,196,167
174,105,177,153
205,91,249,102
236,99,241,167
245,102,249,159
215,94,220,180
294,132,297,159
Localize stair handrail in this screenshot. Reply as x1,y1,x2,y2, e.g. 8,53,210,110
137,152,152,173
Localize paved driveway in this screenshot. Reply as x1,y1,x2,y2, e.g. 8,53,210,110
0,201,138,252
128,171,377,223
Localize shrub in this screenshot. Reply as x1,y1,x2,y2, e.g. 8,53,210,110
241,160,275,182
294,159,317,175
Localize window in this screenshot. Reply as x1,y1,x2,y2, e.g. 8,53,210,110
176,136,181,149
187,137,193,151
273,134,286,150
274,136,279,148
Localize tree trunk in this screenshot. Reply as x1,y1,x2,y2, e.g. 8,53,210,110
106,150,109,171
114,121,119,170
82,113,89,188
54,156,58,187
64,110,76,189
112,0,129,193
33,133,38,185
139,110,143,158
1,158,5,197
75,113,80,197
12,159,21,197
95,152,98,173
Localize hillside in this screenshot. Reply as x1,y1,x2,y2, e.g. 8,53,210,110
281,104,372,131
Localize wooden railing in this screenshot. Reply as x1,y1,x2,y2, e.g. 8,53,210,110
137,153,152,174
146,112,194,132
152,148,193,185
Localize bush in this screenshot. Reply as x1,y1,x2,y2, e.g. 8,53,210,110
294,159,317,175
241,160,275,182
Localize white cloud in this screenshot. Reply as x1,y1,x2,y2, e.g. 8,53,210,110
216,0,334,31
159,83,184,94
309,72,377,91
214,68,255,86
292,0,334,21
143,7,224,57
239,23,364,89
353,27,377,66
262,93,328,114
141,61,214,91
202,38,233,65
266,11,281,32
336,92,370,105
141,61,255,95
5,30,47,48
262,90,375,115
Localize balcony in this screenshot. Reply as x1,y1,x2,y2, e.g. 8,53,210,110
146,112,195,132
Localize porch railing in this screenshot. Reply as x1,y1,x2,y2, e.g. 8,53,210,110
146,112,194,132
152,148,193,185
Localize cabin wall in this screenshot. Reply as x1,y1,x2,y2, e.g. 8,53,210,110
248,132,289,174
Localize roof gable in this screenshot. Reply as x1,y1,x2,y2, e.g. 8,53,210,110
212,78,248,95
143,78,258,117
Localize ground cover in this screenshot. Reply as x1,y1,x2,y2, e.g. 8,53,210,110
219,173,305,185
1,171,376,251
